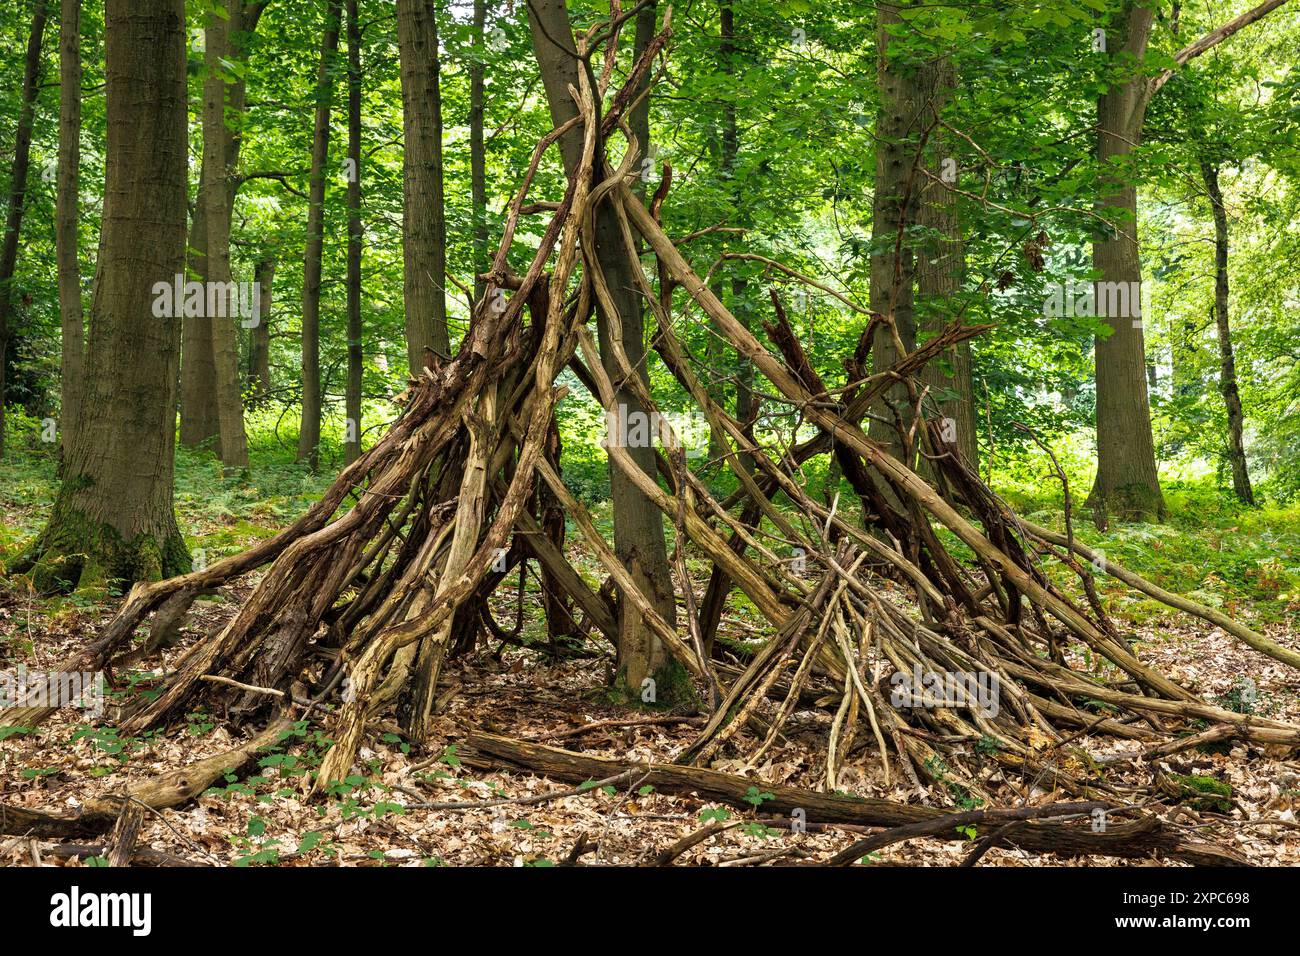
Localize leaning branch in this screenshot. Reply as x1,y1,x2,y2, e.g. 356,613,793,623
1150,0,1293,95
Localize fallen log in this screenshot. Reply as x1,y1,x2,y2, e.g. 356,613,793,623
40,842,201,867
459,731,1245,865
105,801,146,867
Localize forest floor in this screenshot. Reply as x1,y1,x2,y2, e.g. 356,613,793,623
2,437,1300,866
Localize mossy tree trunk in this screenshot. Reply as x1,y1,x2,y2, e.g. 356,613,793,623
867,1,921,463
343,0,363,466
469,0,488,306
1200,160,1254,506
247,255,275,399
15,0,190,593
916,55,979,477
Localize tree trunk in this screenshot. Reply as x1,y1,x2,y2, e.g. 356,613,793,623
57,0,83,464
344,0,363,465
396,0,450,370
180,0,264,451
916,55,978,474
1085,3,1164,525
867,2,920,463
203,1,249,471
297,0,342,470
716,1,753,474
248,256,274,399
15,0,189,592
470,0,488,306
0,0,49,459
1200,160,1253,505
179,188,220,447
525,0,681,703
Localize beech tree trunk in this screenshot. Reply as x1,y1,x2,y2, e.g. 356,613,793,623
57,0,83,465
1085,3,1164,525
1200,160,1253,505
297,0,342,469
917,55,978,473
470,0,488,306
180,0,264,450
15,0,190,591
179,180,220,447
203,1,249,471
396,0,450,370
344,0,363,465
248,256,274,399
867,1,920,463
716,1,753,474
0,0,49,459
526,0,681,702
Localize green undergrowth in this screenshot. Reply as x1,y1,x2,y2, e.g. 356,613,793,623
3,406,1296,645
996,480,1300,629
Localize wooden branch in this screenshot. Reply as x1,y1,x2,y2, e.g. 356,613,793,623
459,731,1245,865
1151,0,1292,94
105,801,146,867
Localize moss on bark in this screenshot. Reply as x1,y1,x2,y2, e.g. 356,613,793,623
9,497,190,594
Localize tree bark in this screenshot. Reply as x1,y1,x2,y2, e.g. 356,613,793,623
180,0,265,450
1085,2,1165,526
179,182,221,447
15,0,190,592
1083,0,1291,522
867,2,921,463
525,0,680,702
203,0,249,471
297,0,342,469
716,1,753,474
57,0,83,465
396,0,450,369
470,0,488,306
344,0,363,465
0,0,49,459
1200,160,1253,505
916,55,978,475
248,256,274,399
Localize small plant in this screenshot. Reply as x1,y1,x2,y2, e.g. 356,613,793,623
186,710,216,736
380,731,411,754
